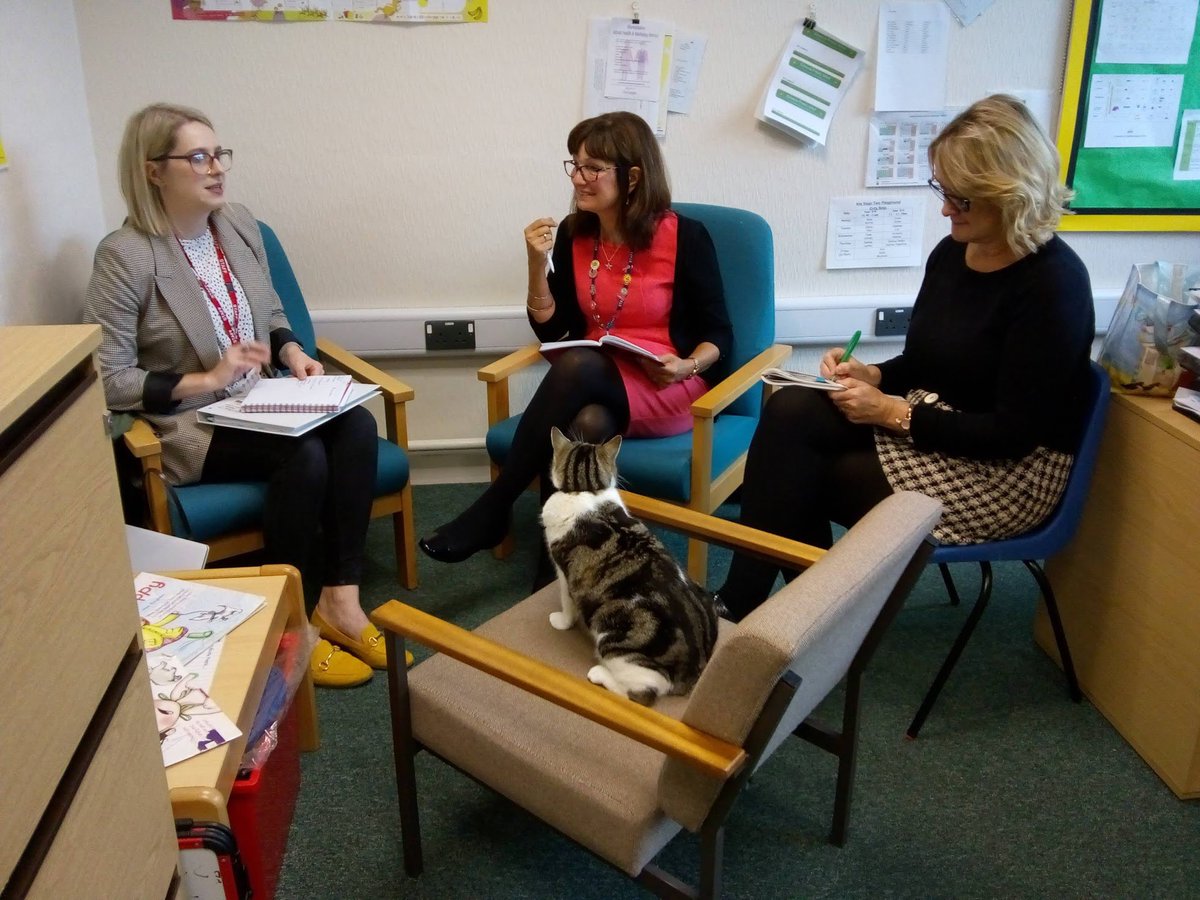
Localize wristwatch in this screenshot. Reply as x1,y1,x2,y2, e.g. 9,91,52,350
898,391,939,432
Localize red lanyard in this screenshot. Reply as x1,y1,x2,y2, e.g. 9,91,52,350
177,226,243,345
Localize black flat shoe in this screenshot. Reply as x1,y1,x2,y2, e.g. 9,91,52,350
418,512,508,564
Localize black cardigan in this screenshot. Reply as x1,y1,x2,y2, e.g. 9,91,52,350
532,212,733,385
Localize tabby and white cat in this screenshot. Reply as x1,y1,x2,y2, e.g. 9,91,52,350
540,427,724,706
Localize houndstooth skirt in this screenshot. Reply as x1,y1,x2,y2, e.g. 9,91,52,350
874,394,1073,545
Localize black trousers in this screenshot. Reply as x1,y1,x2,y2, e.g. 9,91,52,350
719,388,894,619
200,405,377,585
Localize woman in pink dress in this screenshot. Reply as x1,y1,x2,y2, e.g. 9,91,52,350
420,112,732,583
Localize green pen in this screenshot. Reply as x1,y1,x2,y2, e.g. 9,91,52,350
839,330,862,363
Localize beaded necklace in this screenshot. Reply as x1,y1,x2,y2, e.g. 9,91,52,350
588,236,634,332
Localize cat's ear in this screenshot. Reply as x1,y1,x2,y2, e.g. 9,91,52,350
600,433,622,462
550,426,571,453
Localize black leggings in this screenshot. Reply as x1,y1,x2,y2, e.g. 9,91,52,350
719,388,894,619
485,347,630,511
200,405,377,585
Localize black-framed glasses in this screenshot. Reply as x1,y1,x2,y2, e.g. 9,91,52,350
927,177,970,212
152,148,233,175
563,159,617,183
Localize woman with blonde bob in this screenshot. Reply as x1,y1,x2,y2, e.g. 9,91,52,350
715,94,1095,621
85,103,396,688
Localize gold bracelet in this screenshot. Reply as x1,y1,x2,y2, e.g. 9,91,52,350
687,357,700,379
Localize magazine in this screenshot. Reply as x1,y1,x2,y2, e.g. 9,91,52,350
760,368,847,391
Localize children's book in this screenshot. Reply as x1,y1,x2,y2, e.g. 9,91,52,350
135,572,265,664
540,334,661,361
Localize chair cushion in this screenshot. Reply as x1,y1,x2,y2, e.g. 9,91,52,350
169,436,408,539
486,414,759,502
658,492,943,831
406,587,735,875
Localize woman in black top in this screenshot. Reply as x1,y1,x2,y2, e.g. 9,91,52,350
717,94,1095,620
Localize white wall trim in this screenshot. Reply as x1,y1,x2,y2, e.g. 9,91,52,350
311,291,1120,358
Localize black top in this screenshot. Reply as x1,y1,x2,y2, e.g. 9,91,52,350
876,235,1095,458
532,212,734,385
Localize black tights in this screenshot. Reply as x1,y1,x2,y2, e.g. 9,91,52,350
200,405,377,585
718,388,894,620
439,348,629,540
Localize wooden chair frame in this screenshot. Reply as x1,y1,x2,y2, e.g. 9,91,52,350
125,338,419,589
477,343,790,581
373,492,935,898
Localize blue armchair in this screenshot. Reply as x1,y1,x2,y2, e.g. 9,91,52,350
124,221,419,589
478,203,788,581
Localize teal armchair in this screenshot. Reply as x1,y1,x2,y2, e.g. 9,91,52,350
478,204,788,581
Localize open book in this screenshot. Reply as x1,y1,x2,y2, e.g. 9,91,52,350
198,381,380,437
760,368,847,391
540,334,661,361
239,374,352,413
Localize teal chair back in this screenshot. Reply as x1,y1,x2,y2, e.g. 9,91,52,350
258,221,318,358
671,203,774,418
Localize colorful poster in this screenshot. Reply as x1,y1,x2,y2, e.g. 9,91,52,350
171,0,330,22
338,0,486,23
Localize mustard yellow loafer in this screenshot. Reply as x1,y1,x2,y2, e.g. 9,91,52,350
309,639,372,688
312,609,412,669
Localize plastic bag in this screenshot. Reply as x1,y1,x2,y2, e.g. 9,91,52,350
1097,262,1200,396
239,622,317,770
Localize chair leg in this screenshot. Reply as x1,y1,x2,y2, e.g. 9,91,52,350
686,538,709,584
698,823,724,900
384,632,423,877
907,561,993,738
938,562,962,606
830,671,863,847
394,487,418,590
1022,560,1082,703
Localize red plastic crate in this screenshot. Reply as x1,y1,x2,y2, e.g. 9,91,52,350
227,699,300,900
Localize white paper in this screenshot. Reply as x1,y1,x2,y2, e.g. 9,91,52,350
667,33,707,115
147,652,241,768
993,89,1055,140
1084,74,1184,148
1174,110,1200,180
584,17,672,137
605,19,668,102
135,572,265,665
874,2,950,112
941,0,995,25
826,197,924,269
759,21,865,146
1096,0,1199,65
865,111,952,186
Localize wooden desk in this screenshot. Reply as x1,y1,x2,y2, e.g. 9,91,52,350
1034,392,1200,799
165,566,320,825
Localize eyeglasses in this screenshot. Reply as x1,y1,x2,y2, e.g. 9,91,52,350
927,177,971,212
563,159,617,183
152,148,233,175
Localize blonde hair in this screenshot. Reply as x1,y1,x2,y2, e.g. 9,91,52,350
118,103,213,237
929,94,1072,256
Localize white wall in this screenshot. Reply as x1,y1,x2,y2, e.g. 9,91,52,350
0,0,106,325
41,1,1200,474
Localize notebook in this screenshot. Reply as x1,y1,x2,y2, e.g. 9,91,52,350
197,382,380,437
238,374,353,413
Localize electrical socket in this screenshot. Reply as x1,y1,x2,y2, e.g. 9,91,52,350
875,307,912,337
424,320,476,351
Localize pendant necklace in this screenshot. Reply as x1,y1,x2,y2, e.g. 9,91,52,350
589,237,634,332
599,239,623,270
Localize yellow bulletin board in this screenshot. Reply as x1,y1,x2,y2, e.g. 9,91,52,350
1057,0,1200,231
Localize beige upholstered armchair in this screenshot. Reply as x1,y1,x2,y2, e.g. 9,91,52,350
371,490,941,898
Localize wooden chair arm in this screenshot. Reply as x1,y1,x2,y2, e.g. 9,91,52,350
123,417,163,458
621,490,826,572
371,601,747,780
691,344,792,419
477,343,544,383
317,337,414,403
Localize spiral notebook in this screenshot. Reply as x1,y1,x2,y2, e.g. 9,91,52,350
238,374,353,413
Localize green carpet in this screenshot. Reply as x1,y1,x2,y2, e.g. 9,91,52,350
276,483,1200,899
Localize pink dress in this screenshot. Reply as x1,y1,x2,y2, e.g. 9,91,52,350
570,212,709,438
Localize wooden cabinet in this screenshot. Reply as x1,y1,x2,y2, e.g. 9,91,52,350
1034,392,1200,799
0,326,178,897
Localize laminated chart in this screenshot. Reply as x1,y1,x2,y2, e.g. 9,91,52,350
759,21,863,146
338,0,487,22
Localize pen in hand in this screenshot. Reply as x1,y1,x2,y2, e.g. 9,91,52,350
839,329,862,363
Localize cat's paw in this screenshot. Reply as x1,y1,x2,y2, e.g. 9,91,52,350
586,665,609,686
549,611,575,630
